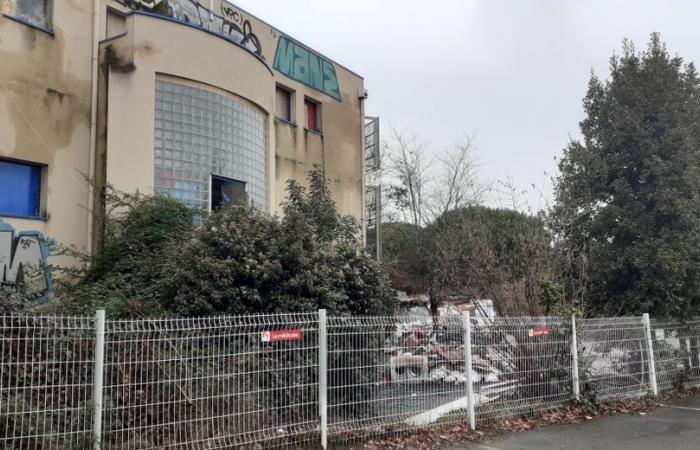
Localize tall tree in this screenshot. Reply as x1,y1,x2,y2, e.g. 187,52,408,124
384,129,483,226
381,129,485,315
384,129,433,227
551,34,700,317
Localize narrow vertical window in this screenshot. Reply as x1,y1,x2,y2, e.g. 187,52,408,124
275,86,293,122
0,159,44,219
304,98,320,131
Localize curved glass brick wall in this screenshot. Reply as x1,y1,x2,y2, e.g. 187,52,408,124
154,79,268,210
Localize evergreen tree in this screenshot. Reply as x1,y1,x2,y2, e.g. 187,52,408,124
551,33,700,317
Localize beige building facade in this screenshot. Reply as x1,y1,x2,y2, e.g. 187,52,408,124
0,0,368,280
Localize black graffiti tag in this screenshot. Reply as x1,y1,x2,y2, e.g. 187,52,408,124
118,0,263,57
19,238,33,250
221,5,262,56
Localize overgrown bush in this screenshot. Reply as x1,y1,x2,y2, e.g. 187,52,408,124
56,168,395,318
156,171,394,316
0,285,29,314
55,189,199,317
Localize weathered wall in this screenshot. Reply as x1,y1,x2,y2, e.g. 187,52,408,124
106,0,366,219
100,11,276,208
0,0,365,272
0,2,93,258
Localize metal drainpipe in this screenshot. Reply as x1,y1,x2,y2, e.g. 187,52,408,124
87,0,100,255
359,89,367,246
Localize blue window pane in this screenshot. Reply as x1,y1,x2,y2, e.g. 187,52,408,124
0,160,42,217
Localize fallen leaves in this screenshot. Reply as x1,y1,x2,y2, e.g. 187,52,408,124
335,391,700,450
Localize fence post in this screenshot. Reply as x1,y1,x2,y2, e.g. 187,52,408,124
92,310,106,450
686,337,693,372
463,311,476,431
571,315,580,400
642,313,658,396
318,309,328,450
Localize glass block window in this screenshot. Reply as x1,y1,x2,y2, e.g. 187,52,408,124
154,79,268,210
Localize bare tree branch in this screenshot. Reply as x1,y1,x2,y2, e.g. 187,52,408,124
384,128,433,227
428,136,485,219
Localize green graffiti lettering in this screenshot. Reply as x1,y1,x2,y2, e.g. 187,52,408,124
273,37,295,75
308,52,323,91
292,44,310,85
322,61,340,100
273,36,341,101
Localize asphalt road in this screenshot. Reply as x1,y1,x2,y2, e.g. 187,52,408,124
443,396,700,450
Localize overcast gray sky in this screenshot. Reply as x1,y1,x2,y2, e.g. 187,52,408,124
235,0,700,211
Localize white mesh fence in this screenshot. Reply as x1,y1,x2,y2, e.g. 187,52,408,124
1,312,699,449
0,315,96,450
327,315,468,444
650,319,700,391
578,317,651,400
472,317,574,423
102,314,320,449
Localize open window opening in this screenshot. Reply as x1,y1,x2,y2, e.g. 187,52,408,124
211,175,247,210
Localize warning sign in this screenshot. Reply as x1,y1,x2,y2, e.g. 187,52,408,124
261,329,303,343
528,328,551,337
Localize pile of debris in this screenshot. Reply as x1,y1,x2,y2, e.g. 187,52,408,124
386,313,524,426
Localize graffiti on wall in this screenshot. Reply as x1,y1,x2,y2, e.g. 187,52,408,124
119,0,263,57
0,221,50,298
273,36,341,101
122,0,165,8
220,2,261,56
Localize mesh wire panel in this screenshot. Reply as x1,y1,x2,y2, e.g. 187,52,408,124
471,317,574,423
650,319,700,391
327,315,469,443
579,317,650,400
0,315,96,450
102,314,319,450
5,312,700,449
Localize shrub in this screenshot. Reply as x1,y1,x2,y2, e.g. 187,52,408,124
55,188,199,316
57,168,395,317
159,169,395,316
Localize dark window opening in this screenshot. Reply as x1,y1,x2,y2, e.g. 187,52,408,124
305,98,320,131
276,86,293,122
0,159,43,218
211,175,246,210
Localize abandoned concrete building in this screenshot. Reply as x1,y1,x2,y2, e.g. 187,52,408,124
0,0,374,292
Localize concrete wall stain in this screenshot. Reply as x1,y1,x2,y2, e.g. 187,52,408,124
45,87,69,104
136,40,160,56
0,25,91,158
1,0,365,266
0,3,93,260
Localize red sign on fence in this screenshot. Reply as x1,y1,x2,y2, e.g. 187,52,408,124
528,327,551,337
261,329,303,343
